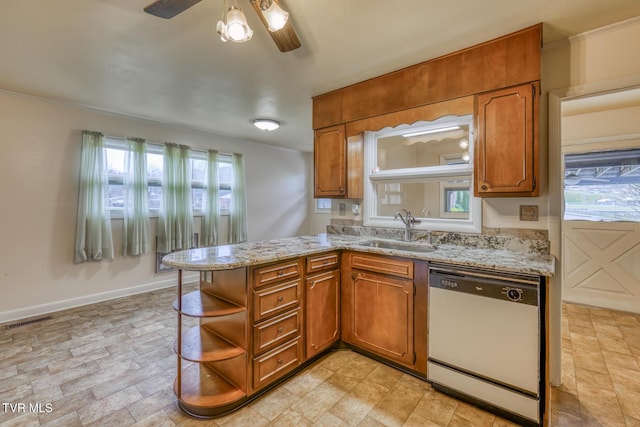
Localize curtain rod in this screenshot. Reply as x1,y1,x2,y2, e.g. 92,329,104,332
102,133,234,157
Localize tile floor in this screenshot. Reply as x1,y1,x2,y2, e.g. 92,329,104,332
0,286,639,426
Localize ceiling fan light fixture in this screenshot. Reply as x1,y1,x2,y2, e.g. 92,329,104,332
253,119,280,131
217,2,253,43
260,0,289,32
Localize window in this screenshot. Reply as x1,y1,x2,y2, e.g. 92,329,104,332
364,115,481,233
563,149,640,222
104,138,232,216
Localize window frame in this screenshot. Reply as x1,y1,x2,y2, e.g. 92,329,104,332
363,115,482,233
104,137,232,219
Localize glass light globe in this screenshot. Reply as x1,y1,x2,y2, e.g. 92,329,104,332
225,7,253,42
262,1,289,31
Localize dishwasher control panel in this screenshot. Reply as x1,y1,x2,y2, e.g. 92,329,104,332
429,265,540,307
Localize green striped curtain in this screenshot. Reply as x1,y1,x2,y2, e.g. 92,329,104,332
157,143,193,253
74,131,114,262
122,137,150,256
230,152,247,243
201,149,219,246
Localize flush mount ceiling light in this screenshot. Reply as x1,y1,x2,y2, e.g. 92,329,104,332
257,0,289,31
402,126,461,138
216,0,253,43
253,119,280,131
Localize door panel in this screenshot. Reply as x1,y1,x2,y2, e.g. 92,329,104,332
350,272,414,366
562,221,640,313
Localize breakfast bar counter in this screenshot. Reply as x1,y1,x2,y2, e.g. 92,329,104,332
161,233,555,276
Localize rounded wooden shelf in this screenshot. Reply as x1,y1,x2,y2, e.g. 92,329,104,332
174,290,245,317
174,363,246,417
175,326,245,363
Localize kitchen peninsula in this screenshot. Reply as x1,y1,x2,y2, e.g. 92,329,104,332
162,232,555,425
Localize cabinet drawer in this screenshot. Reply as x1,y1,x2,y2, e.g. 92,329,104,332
351,253,414,279
253,309,301,355
253,279,301,322
306,252,340,274
253,338,302,389
253,259,302,288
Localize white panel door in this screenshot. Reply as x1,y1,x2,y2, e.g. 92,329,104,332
562,221,640,313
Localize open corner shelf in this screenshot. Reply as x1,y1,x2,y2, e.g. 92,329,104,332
174,363,246,414
175,325,246,363
173,290,245,317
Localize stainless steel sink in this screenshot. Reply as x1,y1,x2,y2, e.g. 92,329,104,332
356,240,437,253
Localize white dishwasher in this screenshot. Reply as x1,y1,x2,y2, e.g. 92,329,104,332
427,264,543,426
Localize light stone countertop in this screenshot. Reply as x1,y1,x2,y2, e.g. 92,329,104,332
162,233,555,276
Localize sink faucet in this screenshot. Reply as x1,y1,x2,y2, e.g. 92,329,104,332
394,209,420,241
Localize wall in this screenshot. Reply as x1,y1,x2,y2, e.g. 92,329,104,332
544,17,640,305
542,16,640,386
0,90,325,323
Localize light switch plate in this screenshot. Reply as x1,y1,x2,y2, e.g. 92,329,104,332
519,205,539,221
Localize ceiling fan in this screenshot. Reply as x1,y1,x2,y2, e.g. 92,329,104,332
143,0,301,52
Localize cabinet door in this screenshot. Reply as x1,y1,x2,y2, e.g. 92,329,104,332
314,124,346,197
349,271,414,367
306,269,340,359
475,82,539,197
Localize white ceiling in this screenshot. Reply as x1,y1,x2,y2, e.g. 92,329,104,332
1,1,639,152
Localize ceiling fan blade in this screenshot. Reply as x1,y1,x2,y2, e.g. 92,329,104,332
144,0,202,19
250,0,301,52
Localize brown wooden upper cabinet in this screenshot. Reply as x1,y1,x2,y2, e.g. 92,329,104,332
311,24,542,200
313,124,363,199
474,82,539,197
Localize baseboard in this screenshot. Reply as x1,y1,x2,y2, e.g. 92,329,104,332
0,272,200,325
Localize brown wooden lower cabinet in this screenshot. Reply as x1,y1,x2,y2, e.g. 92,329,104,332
341,252,418,369
252,308,301,355
306,268,340,359
347,271,415,367
252,338,303,390
172,252,424,418
249,260,304,392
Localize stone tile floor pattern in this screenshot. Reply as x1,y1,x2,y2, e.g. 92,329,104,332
0,286,639,426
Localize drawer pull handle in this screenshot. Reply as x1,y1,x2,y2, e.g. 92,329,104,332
277,327,284,334
277,270,285,277
277,358,284,365
322,260,329,265
277,296,284,303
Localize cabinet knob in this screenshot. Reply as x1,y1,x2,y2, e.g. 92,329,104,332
277,270,284,277
277,358,284,365
277,327,284,334
338,187,344,193
277,296,284,303
481,184,488,190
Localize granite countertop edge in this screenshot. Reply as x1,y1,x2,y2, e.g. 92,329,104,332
161,234,556,277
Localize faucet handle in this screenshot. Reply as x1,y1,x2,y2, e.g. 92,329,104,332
405,210,420,224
